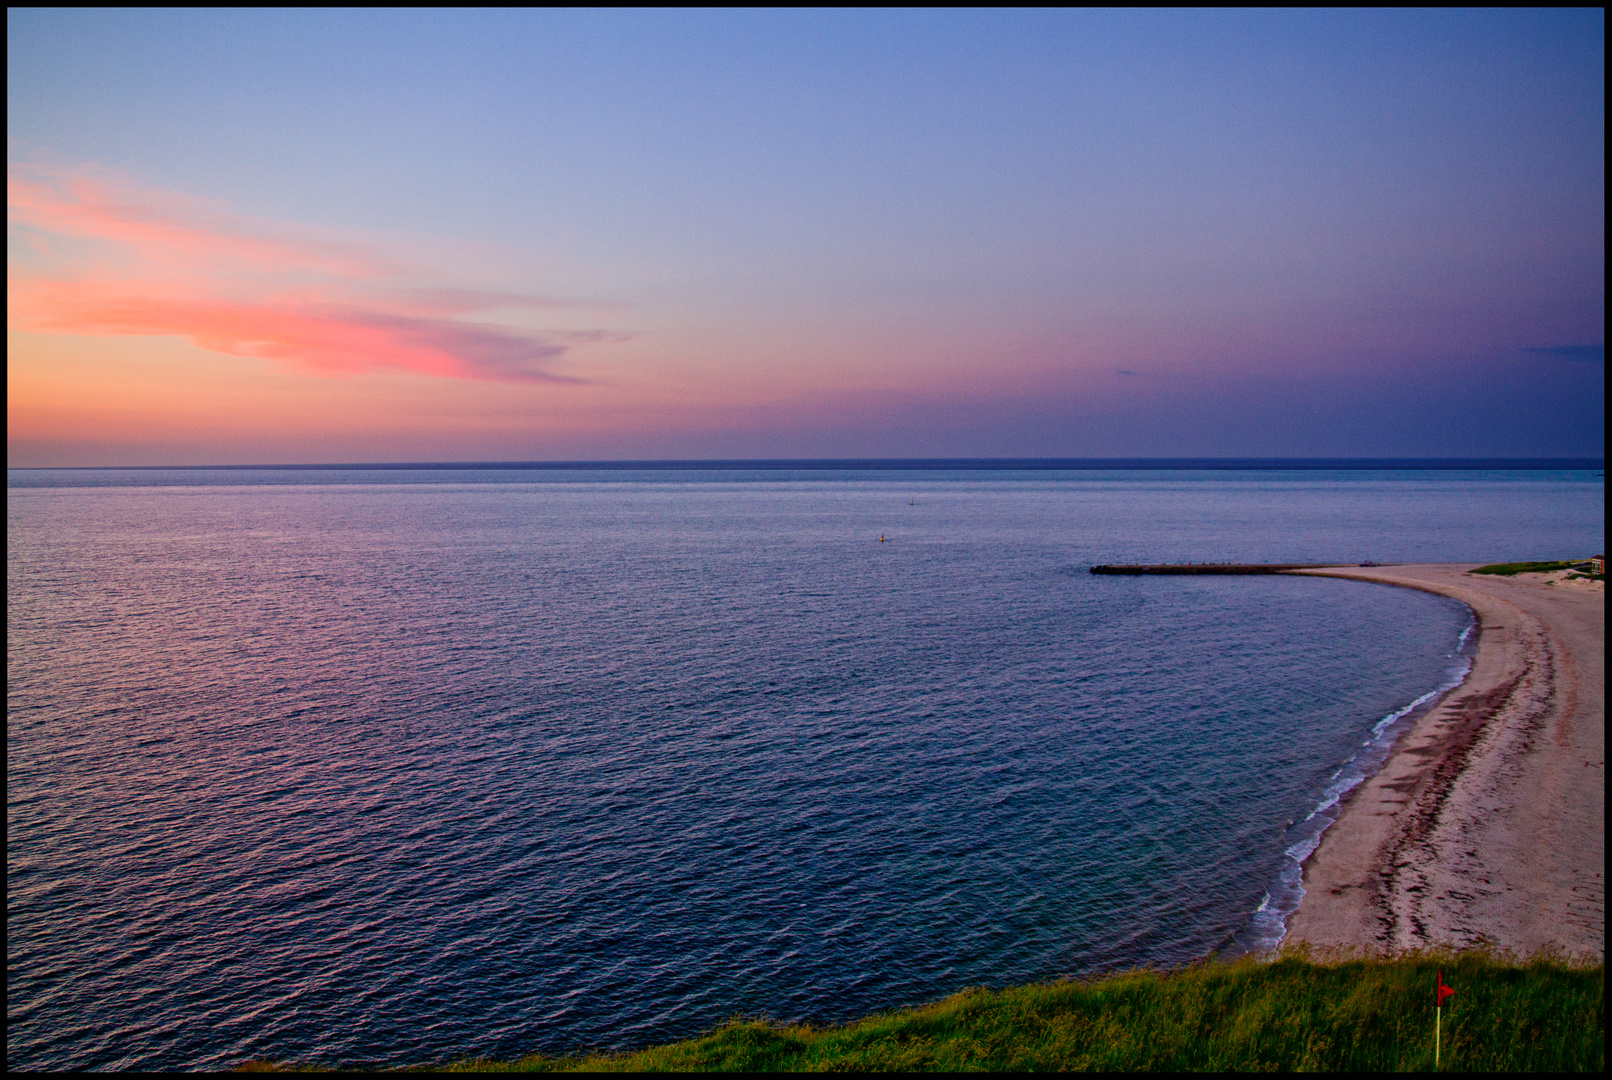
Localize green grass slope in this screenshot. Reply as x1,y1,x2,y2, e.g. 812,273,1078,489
1469,560,1582,575
252,949,1603,1072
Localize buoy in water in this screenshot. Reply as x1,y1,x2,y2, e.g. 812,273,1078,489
879,535,886,542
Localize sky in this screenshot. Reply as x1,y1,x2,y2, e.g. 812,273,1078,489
6,9,1604,465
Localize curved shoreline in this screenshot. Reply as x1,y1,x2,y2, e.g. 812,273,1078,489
1282,564,1604,958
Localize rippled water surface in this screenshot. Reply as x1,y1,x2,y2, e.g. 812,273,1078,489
7,468,1603,1069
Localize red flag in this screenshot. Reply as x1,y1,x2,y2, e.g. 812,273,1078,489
1437,970,1455,1007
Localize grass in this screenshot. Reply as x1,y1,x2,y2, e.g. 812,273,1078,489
1469,560,1583,576
249,948,1604,1072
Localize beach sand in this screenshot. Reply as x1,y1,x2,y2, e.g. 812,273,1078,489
1283,564,1603,959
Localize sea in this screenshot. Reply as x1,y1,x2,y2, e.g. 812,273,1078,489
6,462,1604,1070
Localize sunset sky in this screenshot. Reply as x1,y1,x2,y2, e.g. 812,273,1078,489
7,9,1604,465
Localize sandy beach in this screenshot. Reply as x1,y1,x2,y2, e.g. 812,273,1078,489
1284,563,1604,959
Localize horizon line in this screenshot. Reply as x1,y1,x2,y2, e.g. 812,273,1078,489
9,457,1605,472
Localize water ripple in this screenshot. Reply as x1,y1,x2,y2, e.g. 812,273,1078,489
8,474,1574,1069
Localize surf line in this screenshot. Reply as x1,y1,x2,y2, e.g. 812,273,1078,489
1090,562,1486,955
1240,612,1476,954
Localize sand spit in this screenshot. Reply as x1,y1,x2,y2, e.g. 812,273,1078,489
1283,564,1603,959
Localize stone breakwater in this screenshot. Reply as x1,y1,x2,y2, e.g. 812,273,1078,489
1090,563,1348,575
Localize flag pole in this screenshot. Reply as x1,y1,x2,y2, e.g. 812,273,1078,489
1434,968,1454,1069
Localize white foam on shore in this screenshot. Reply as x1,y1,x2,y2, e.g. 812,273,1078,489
1236,607,1477,955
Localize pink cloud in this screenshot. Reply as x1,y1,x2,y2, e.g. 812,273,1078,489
8,165,403,278
10,278,584,382
7,163,604,383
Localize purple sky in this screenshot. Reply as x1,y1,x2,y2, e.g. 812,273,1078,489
7,9,1604,464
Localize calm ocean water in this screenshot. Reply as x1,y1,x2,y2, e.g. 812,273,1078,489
7,466,1604,1070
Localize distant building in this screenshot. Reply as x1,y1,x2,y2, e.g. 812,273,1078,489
1591,555,1605,575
